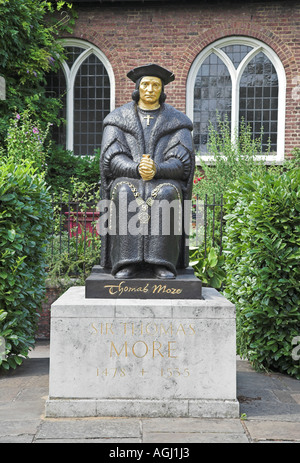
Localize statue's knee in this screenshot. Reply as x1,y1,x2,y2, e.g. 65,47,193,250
111,181,137,202
155,184,181,202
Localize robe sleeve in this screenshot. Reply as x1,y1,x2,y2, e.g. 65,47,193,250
101,126,140,180
109,150,140,179
154,143,192,181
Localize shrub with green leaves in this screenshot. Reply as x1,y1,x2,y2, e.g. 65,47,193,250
45,230,101,288
0,160,51,371
223,168,300,378
0,0,76,146
4,110,51,172
193,117,265,201
45,144,101,194
189,246,225,289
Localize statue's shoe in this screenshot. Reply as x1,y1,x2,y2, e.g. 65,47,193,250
153,265,176,279
114,264,138,279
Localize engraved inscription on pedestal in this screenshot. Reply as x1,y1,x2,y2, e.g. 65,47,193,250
85,266,202,299
91,319,199,399
46,287,239,418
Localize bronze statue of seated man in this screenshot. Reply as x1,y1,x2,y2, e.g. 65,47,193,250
100,64,195,280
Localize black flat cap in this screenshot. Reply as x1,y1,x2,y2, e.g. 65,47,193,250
127,63,175,85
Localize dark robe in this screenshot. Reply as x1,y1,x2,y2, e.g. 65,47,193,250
100,101,195,275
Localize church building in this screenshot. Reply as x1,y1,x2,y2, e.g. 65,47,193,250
46,0,300,163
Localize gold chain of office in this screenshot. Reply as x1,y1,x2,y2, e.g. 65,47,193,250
110,180,181,226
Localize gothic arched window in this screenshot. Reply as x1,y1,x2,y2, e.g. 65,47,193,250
187,37,286,163
46,39,115,156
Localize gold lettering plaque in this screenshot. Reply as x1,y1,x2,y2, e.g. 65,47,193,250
103,280,183,297
91,320,198,380
85,266,203,299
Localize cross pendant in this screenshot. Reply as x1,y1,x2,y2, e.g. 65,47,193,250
144,115,154,126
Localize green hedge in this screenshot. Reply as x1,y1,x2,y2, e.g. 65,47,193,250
223,167,300,379
0,160,51,371
45,144,101,194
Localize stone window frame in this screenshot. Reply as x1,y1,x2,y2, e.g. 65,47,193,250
58,38,115,154
186,36,286,164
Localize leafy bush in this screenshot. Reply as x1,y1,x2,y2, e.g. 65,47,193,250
193,118,265,201
0,160,51,371
189,246,226,289
285,147,300,171
0,0,76,145
45,144,101,194
223,167,300,378
46,185,101,288
191,119,266,287
4,110,51,171
46,230,101,288
1,111,101,195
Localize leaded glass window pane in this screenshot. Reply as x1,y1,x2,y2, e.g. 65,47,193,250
64,46,85,68
45,66,66,147
221,45,253,69
73,53,110,156
193,53,232,153
239,52,278,152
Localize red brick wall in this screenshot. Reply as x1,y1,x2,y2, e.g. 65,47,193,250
63,0,300,155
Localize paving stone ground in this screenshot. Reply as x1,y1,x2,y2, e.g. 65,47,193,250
0,341,300,444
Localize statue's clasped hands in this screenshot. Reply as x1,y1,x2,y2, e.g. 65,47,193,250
138,154,156,181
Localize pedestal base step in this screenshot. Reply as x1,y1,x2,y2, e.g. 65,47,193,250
46,398,239,418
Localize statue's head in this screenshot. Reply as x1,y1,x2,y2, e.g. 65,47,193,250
127,64,175,109
137,75,163,109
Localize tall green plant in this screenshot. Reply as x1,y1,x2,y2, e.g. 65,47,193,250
4,110,51,172
46,230,101,287
193,118,266,201
191,119,267,286
223,167,300,378
0,159,51,371
45,144,101,194
189,246,226,289
0,0,76,145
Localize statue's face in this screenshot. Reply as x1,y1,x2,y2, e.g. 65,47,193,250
139,76,162,107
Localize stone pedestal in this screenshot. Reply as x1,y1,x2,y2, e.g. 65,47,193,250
46,287,239,418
